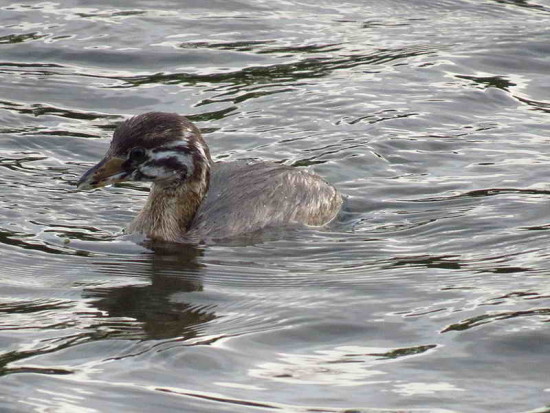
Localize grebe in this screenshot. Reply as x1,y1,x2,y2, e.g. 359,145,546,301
77,112,342,242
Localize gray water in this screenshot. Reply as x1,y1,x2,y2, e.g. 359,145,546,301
0,1,549,412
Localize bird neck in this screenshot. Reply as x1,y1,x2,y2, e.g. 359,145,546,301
127,178,207,242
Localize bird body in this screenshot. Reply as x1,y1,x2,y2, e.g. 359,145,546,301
77,112,342,243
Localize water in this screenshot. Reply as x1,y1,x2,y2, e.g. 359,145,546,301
1,1,549,412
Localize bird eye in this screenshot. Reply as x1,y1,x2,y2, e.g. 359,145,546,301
128,147,146,163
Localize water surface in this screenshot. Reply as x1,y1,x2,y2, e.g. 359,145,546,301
0,1,549,412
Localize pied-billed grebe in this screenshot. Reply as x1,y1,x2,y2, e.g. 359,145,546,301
77,112,342,242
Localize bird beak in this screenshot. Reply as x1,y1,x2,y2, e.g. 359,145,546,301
77,157,129,190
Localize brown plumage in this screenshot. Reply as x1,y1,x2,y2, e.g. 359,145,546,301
77,112,342,242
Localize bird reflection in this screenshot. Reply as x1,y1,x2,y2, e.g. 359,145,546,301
83,242,216,340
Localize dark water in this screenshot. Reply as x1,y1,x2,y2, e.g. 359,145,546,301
1,1,549,412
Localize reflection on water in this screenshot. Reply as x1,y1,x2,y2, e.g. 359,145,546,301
0,0,550,412
85,245,212,340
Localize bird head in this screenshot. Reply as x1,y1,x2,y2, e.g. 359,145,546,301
77,112,211,190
